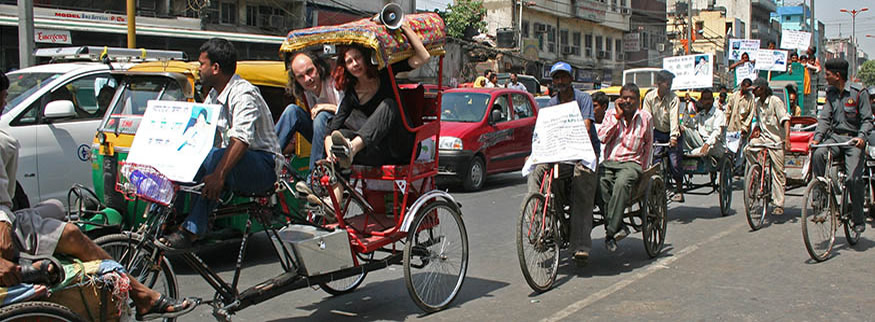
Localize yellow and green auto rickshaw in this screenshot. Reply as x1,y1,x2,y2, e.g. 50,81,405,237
78,60,311,234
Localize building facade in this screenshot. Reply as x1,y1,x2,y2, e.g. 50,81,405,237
626,0,669,68
482,0,631,86
666,0,778,43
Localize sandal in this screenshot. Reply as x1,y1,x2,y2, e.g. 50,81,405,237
156,230,196,252
135,294,200,321
330,131,352,169
19,256,63,286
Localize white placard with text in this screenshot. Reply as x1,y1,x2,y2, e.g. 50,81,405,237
522,102,597,176
663,53,714,90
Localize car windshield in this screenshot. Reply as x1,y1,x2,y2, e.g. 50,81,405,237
441,92,490,122
4,72,61,114
99,76,185,134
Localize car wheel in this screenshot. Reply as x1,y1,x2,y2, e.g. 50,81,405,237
463,156,485,191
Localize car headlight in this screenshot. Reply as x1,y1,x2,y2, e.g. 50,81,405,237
439,137,463,150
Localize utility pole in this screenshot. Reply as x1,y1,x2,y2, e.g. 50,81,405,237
687,0,693,54
809,0,815,52
18,0,34,69
127,0,136,48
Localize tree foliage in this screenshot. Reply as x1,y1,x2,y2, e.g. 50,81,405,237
441,0,488,39
859,60,875,87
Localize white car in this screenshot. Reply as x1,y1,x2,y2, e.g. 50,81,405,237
3,62,124,206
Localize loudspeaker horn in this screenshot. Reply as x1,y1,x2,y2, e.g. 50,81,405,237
378,3,404,30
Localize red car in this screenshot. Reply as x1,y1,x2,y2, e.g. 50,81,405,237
438,88,539,191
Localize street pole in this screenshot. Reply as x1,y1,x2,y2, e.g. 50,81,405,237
518,0,523,52
840,7,869,81
810,0,815,51
127,0,136,48
17,0,34,69
687,0,692,55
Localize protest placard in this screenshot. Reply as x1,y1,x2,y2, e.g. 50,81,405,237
729,39,760,61
754,49,788,72
521,102,597,176
126,100,221,182
663,53,714,90
735,62,758,85
780,29,811,51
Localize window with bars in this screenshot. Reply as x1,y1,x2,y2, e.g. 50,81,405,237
547,25,556,53
585,34,593,57
246,5,257,26
522,21,529,38
616,39,623,60
573,32,582,56
220,2,236,25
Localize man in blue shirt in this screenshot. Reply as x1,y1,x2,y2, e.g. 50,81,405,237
525,62,600,262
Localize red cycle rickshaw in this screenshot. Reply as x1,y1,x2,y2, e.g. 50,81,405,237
99,13,468,320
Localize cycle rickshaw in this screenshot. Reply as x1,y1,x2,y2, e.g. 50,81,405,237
654,140,733,216
517,161,667,292
96,12,468,320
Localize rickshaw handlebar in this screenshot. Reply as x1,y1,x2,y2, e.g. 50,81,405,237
810,140,855,148
748,142,782,149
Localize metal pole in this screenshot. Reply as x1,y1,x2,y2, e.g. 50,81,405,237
810,0,815,49
127,0,136,48
518,0,523,52
687,0,692,54
851,14,855,80
17,0,34,69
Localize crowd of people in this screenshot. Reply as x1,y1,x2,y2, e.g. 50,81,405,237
527,56,873,262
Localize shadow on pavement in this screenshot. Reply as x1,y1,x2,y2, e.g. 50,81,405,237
438,172,526,193
264,275,509,321
667,205,729,225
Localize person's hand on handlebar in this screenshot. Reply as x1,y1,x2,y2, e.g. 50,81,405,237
851,137,865,149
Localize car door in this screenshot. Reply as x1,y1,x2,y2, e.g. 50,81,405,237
483,93,516,171
23,72,115,204
508,93,537,169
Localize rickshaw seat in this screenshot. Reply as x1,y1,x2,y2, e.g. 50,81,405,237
351,161,436,180
789,132,814,153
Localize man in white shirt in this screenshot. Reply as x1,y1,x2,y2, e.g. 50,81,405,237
275,51,342,172
484,72,498,88
506,73,527,92
683,89,725,157
161,38,282,249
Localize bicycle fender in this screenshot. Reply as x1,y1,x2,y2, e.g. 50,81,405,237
400,190,461,233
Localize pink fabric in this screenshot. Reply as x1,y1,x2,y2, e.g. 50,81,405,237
598,108,654,167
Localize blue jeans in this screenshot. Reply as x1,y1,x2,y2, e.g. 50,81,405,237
274,104,333,171
181,148,276,235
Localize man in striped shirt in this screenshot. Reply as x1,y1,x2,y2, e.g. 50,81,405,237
597,83,654,252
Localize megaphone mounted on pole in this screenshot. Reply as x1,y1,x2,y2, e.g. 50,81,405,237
378,3,404,30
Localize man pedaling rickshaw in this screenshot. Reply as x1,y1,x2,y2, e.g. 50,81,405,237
524,61,600,262
812,58,873,234
0,71,198,321
743,78,791,216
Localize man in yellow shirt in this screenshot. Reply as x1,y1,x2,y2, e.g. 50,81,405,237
643,70,684,202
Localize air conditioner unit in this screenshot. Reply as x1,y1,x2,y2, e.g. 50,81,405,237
656,43,666,52
621,8,630,15
617,53,624,61
269,15,284,29
597,51,607,59
561,46,574,55
585,48,592,57
535,24,548,33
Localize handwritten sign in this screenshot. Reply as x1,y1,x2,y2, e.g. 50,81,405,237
729,39,760,61
735,62,758,86
522,102,597,176
663,53,714,90
755,49,788,72
781,30,811,52
126,101,220,182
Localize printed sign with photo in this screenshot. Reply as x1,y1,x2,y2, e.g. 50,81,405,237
729,39,760,61
754,49,788,72
663,53,714,90
735,63,758,85
126,100,221,182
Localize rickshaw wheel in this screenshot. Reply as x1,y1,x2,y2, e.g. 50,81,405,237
95,233,179,321
642,175,667,258
516,193,559,293
404,200,468,313
319,252,372,296
0,301,84,322
744,164,767,231
718,156,733,216
801,178,836,262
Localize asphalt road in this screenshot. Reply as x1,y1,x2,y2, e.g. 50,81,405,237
171,173,875,321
